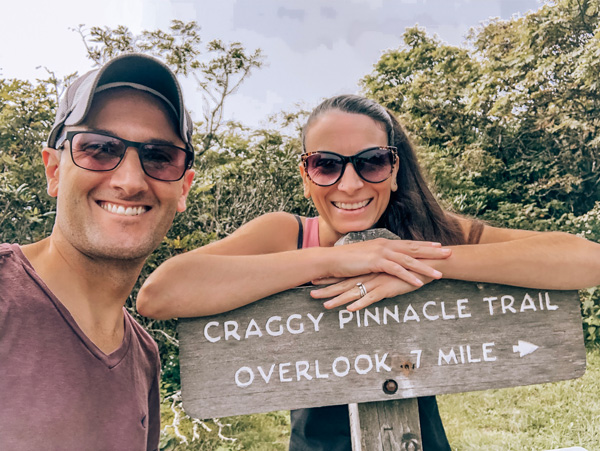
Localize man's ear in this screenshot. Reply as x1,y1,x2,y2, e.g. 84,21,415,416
298,163,311,199
176,169,195,212
43,148,61,198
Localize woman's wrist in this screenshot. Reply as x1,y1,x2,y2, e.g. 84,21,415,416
422,253,452,278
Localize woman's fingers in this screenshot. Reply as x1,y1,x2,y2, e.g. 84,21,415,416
377,258,427,287
318,273,422,311
311,275,375,298
387,239,452,259
346,292,379,311
321,286,371,310
383,253,442,283
326,239,449,283
366,240,448,282
310,240,449,311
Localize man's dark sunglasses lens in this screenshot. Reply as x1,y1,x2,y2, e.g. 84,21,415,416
68,131,191,182
304,147,396,186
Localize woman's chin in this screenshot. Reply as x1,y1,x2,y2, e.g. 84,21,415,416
332,218,377,235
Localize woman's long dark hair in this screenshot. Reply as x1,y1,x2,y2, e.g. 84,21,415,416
303,94,466,246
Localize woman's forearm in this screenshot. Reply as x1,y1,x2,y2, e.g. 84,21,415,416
137,238,452,319
432,232,600,289
137,248,330,319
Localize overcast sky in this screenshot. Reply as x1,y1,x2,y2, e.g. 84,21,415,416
1,0,540,127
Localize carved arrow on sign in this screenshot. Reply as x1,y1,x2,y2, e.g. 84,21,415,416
513,340,539,357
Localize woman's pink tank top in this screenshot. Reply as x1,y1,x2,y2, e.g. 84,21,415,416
302,217,320,249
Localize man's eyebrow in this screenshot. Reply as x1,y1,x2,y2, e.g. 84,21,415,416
84,128,183,146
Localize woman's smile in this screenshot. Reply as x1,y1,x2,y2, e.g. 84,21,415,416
332,199,372,211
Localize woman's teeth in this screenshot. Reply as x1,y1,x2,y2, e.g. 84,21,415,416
333,200,370,210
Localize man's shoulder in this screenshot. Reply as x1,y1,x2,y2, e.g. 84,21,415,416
0,243,27,277
0,242,19,255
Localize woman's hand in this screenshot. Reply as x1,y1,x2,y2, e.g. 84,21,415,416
326,238,450,288
310,271,433,311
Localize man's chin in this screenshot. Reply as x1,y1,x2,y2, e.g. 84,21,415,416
81,239,160,263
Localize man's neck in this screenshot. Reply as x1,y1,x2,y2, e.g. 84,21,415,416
21,236,146,354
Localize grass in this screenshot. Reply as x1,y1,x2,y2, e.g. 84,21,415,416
439,349,600,450
162,350,600,450
160,403,289,450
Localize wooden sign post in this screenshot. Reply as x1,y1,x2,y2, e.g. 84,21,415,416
178,230,586,450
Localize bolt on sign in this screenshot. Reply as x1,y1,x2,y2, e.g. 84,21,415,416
178,231,586,419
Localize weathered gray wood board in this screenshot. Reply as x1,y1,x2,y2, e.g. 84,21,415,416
179,281,585,419
349,399,421,451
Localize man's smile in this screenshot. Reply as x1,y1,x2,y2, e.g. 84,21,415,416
98,201,149,216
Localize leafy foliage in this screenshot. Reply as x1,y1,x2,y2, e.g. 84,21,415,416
76,21,264,154
362,0,600,229
0,78,58,242
565,202,600,347
361,1,600,353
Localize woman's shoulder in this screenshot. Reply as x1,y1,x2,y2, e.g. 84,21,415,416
250,212,304,232
445,212,484,244
445,212,543,245
203,212,305,255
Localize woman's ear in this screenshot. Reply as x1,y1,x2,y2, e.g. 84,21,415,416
391,161,399,192
299,162,312,199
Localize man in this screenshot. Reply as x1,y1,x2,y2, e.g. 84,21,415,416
0,54,195,450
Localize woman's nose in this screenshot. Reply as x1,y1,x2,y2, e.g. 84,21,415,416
337,163,364,193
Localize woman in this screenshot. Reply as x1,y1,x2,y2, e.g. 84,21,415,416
138,95,600,450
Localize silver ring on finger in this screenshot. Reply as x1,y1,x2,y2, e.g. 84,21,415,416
356,282,367,298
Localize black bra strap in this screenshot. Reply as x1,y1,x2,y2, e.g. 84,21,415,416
294,215,303,250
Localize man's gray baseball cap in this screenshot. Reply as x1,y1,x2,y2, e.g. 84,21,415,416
47,53,194,161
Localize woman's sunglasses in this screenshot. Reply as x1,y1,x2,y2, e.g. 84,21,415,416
56,131,194,182
301,146,397,187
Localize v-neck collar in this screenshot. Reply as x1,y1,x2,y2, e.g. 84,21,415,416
12,244,132,369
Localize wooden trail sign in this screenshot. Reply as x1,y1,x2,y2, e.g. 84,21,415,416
179,274,585,420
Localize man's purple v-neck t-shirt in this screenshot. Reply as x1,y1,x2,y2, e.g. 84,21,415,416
0,243,160,450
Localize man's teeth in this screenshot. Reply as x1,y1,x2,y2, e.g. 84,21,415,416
101,202,147,216
333,200,370,210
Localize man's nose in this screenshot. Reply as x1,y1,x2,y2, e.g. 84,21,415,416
108,148,149,195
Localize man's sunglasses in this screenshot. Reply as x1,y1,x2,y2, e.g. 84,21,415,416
301,146,397,187
56,131,194,182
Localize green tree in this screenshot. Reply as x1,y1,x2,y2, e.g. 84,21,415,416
362,0,600,350
0,77,59,243
362,0,600,229
76,21,264,154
